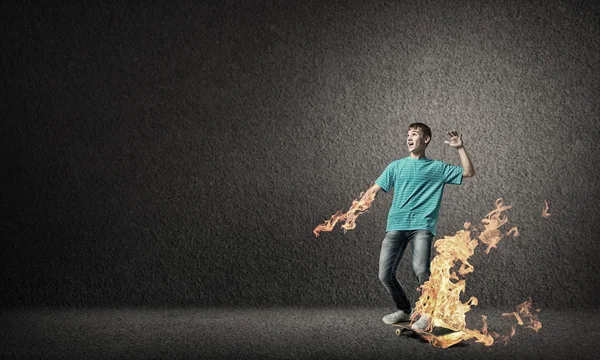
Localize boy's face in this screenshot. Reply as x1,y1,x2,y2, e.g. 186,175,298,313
406,127,430,153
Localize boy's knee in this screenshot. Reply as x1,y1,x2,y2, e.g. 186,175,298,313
413,265,430,283
378,270,392,285
415,271,430,284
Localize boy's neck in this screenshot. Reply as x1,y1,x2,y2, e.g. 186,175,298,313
409,151,427,159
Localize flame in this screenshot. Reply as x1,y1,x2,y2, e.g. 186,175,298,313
313,188,376,237
506,226,519,237
516,298,542,332
501,311,524,325
418,315,495,348
542,200,551,217
478,198,515,254
314,190,545,347
490,298,542,345
481,315,489,334
412,198,526,348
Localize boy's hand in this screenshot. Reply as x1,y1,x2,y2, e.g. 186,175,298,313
444,131,463,149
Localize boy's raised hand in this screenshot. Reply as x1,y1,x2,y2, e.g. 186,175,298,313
444,130,463,149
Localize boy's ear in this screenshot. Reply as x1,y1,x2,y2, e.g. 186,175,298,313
425,136,431,144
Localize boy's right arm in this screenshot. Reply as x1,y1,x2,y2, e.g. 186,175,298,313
370,183,382,193
360,183,382,202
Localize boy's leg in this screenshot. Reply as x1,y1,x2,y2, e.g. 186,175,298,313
378,231,412,313
410,230,434,284
409,229,434,330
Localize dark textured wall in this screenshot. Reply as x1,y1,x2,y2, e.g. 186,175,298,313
2,0,599,309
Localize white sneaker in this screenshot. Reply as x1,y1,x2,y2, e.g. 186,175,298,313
382,309,413,324
411,314,430,331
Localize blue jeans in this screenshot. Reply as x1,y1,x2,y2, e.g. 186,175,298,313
378,230,434,312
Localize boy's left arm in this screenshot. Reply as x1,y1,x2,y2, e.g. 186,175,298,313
445,131,475,177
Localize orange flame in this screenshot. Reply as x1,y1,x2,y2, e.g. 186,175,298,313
478,198,516,254
481,315,489,334
542,200,551,217
313,188,376,237
501,311,524,325
491,298,542,344
412,198,527,348
315,190,544,347
516,298,542,332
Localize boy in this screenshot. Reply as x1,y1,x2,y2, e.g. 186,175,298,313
359,123,475,331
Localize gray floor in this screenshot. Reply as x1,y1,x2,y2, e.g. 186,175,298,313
1,307,599,360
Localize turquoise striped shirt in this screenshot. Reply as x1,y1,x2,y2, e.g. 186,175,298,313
375,157,463,236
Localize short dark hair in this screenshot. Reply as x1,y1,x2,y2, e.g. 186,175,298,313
408,122,432,141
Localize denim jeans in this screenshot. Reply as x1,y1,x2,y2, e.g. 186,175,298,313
378,230,434,312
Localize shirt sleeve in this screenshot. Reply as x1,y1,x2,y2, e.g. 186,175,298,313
443,162,463,185
375,162,396,192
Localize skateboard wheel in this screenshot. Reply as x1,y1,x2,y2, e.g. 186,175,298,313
395,329,401,336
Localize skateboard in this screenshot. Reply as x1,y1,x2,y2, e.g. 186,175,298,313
392,321,425,337
392,322,457,339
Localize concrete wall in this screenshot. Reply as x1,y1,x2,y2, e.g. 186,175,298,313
3,0,599,308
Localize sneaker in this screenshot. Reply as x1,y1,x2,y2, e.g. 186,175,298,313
382,309,413,324
411,314,430,331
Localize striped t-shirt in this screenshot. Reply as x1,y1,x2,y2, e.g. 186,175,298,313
374,157,463,236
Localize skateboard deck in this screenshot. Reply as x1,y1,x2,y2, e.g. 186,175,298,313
392,321,424,337
392,322,457,338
